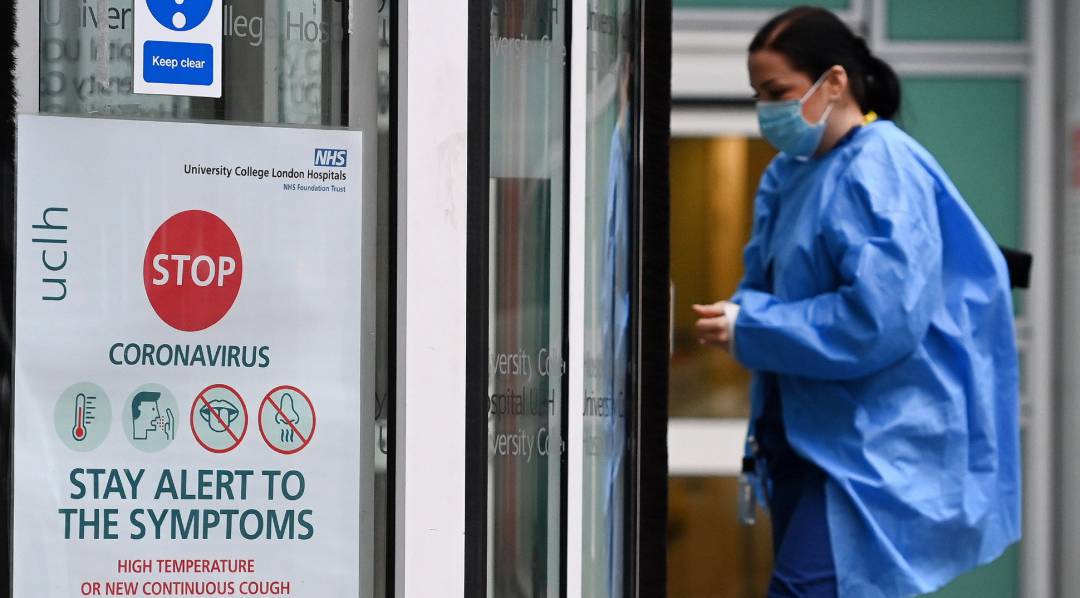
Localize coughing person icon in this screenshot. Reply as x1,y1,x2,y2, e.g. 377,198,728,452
132,391,165,440
125,384,179,452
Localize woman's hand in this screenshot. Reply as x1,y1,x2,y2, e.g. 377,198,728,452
693,301,734,352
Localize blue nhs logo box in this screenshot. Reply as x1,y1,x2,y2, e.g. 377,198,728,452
314,149,348,168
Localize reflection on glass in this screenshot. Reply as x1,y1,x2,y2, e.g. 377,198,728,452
487,1,568,596
582,1,635,595
40,0,189,118
373,4,392,597
40,0,355,126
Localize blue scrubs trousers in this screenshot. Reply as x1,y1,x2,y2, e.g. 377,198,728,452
757,377,838,598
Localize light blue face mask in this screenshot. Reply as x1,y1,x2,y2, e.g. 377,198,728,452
756,72,835,160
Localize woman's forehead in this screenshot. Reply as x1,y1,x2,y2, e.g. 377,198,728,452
756,50,799,78
748,50,799,86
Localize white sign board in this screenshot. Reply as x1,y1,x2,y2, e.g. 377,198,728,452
134,0,223,97
14,115,366,597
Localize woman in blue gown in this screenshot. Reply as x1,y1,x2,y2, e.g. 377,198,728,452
693,7,1021,597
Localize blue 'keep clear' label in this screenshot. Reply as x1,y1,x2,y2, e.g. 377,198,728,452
143,41,213,86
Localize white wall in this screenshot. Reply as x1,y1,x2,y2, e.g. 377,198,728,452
394,3,469,597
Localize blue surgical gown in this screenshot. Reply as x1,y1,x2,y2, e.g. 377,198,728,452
732,120,1021,598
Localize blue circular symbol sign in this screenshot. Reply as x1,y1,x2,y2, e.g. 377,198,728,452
147,0,213,31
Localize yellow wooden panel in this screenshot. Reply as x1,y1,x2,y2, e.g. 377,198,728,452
669,138,774,417
668,477,773,597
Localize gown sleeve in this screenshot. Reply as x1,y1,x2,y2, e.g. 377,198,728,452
732,156,943,380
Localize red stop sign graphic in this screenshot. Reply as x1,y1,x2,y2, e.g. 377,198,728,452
143,210,243,332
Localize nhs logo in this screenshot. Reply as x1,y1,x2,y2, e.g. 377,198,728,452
314,148,348,168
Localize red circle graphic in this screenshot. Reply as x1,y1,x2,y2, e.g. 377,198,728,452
258,385,317,455
189,384,249,454
143,210,243,332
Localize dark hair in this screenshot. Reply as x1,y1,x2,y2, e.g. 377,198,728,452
749,6,901,120
131,392,160,420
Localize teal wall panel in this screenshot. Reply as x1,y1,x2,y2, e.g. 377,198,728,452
886,0,1025,42
922,545,1019,598
899,77,1024,249
674,0,847,9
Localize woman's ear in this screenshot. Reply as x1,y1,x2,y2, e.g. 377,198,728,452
826,65,849,102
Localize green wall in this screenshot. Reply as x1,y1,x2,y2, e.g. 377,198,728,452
887,0,1026,41
923,546,1019,598
899,77,1024,249
673,0,847,8
672,0,1025,41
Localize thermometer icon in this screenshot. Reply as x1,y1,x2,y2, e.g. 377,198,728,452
72,393,92,442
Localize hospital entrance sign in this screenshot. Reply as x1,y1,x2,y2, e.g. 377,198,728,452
13,115,365,597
